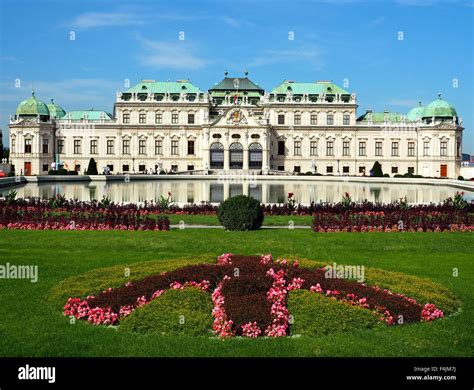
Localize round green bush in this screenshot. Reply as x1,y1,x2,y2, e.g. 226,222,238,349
119,287,213,336
288,290,384,336
217,195,264,231
458,176,464,181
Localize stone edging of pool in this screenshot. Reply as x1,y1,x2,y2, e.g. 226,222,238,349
1,174,474,192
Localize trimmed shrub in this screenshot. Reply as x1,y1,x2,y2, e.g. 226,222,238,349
119,287,213,336
458,176,464,181
57,168,68,175
217,195,264,231
288,290,384,336
371,161,383,177
86,158,98,175
48,170,58,175
67,170,78,175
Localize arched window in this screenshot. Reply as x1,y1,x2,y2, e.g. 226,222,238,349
248,143,262,169
210,142,224,169
229,142,243,169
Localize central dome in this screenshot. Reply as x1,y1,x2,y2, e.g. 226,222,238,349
406,100,424,121
47,99,66,119
16,92,50,117
422,94,457,118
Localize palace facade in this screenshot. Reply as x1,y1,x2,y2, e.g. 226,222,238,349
8,74,464,178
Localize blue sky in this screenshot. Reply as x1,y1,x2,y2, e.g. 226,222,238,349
1,0,473,152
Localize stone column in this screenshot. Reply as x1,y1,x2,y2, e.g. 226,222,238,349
223,131,230,171
243,131,249,171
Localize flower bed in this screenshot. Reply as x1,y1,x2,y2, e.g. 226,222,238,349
63,254,446,337
312,210,474,232
0,200,170,231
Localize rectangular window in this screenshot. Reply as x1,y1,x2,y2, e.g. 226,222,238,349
358,141,366,156
343,141,350,156
423,141,430,156
42,138,49,154
310,141,318,156
24,139,32,154
155,112,162,124
375,141,383,157
456,139,461,157
310,114,318,125
42,164,48,172
408,167,415,174
326,140,334,156
294,140,301,156
391,141,399,157
407,141,415,157
294,114,301,125
172,113,179,124
11,138,15,154
57,139,64,154
188,113,195,124
123,113,130,123
278,141,285,155
278,166,284,171
139,139,146,155
343,166,350,174
107,139,114,155
343,114,350,126
138,164,146,173
187,165,194,171
391,166,398,174
187,140,195,155
90,139,98,155
122,139,130,155
440,141,447,156
122,164,129,172
139,112,146,124
278,114,285,125
326,166,333,174
171,140,179,155
73,139,81,154
171,164,178,172
359,166,366,174
155,139,162,155
326,114,334,125
294,166,301,173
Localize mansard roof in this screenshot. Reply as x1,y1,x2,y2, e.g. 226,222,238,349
126,80,202,94
209,77,264,93
357,111,407,123
61,110,112,121
271,81,350,95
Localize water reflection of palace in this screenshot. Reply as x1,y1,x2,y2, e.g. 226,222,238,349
6,180,472,205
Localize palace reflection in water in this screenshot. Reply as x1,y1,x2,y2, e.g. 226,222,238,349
3,180,473,205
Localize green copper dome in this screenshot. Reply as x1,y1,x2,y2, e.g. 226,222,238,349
406,100,424,121
16,92,50,117
422,94,457,118
47,99,66,119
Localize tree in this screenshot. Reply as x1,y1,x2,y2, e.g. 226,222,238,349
371,161,383,177
86,158,98,175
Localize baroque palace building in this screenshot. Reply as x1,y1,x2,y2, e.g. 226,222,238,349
8,73,464,178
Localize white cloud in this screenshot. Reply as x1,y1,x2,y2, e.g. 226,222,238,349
248,45,324,69
66,12,146,29
136,36,208,70
387,98,420,107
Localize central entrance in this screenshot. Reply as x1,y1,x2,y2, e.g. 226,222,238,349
229,142,243,169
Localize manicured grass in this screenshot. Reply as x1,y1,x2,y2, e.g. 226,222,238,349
164,214,313,226
0,229,472,357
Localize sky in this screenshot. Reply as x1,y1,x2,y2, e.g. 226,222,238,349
0,0,473,152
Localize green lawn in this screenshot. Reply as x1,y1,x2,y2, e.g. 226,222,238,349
164,214,313,226
0,229,472,357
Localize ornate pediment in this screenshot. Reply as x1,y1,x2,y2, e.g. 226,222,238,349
211,107,266,128
226,109,248,125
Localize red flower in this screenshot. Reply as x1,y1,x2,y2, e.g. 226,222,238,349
288,192,294,198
